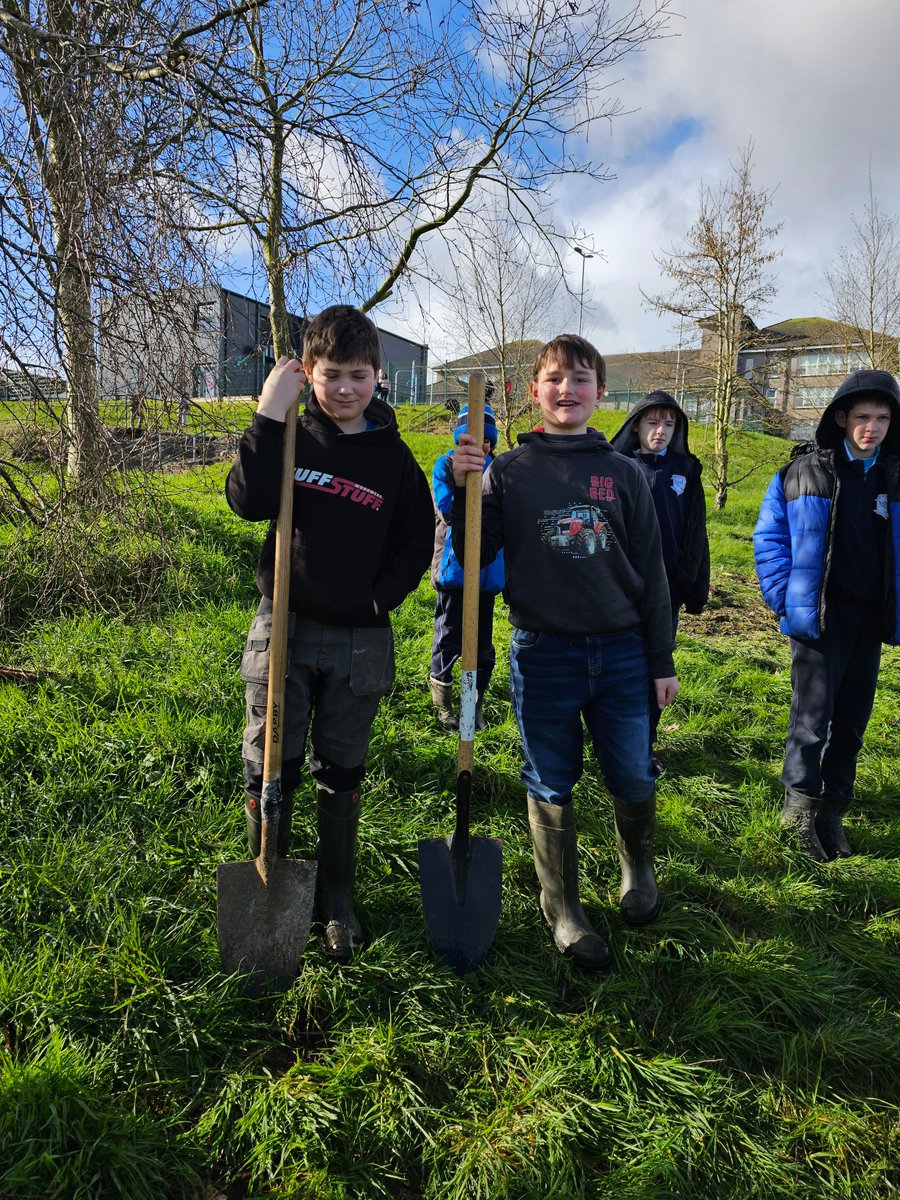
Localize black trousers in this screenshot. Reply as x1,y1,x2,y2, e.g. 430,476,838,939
430,588,497,694
781,600,882,799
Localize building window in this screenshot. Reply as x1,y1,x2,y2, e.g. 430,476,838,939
793,385,833,408
795,350,866,376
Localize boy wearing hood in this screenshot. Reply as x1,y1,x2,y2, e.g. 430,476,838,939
226,305,434,962
451,335,678,971
611,391,710,768
429,403,505,732
753,369,900,861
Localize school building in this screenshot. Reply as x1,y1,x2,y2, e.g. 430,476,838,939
98,285,429,405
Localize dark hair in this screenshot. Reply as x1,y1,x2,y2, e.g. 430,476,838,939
303,304,381,372
532,334,606,388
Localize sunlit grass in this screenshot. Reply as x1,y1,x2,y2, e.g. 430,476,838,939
1,427,898,1197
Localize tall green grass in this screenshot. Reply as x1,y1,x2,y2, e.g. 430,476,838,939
1,425,898,1198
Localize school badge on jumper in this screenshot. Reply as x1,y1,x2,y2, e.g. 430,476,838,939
875,493,888,519
670,474,687,496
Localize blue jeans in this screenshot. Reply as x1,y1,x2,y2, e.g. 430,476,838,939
509,628,655,806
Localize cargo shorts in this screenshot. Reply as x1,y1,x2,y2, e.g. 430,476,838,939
240,602,396,772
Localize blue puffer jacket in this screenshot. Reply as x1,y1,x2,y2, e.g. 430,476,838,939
430,449,505,591
753,370,900,641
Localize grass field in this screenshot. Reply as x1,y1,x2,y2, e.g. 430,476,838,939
0,416,898,1199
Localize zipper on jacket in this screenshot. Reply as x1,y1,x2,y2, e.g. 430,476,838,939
817,452,839,634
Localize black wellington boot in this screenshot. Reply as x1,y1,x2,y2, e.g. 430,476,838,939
526,795,612,971
780,788,829,862
816,791,853,859
316,787,363,963
613,796,661,926
429,676,459,732
244,790,292,858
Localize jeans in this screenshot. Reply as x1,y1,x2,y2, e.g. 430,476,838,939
509,628,655,806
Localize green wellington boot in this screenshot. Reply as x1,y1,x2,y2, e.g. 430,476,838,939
527,795,612,971
244,790,292,858
316,787,363,963
815,791,853,859
613,796,661,925
780,788,829,862
429,676,459,732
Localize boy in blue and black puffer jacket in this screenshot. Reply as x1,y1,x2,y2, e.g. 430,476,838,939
754,369,900,861
429,403,505,731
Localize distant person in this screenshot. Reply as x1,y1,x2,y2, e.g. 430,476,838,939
129,391,144,436
754,370,900,861
451,334,677,971
374,368,391,405
429,402,505,732
178,392,190,427
226,305,433,962
611,390,709,772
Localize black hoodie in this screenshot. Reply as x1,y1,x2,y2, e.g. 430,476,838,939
451,428,675,680
226,394,434,626
610,391,710,613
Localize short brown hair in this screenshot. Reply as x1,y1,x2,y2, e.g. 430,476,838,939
303,304,381,372
532,334,606,388
639,406,677,424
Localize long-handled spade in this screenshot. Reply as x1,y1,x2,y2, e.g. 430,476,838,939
419,372,502,974
217,375,317,983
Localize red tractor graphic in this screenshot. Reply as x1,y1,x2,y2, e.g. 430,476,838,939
540,504,613,558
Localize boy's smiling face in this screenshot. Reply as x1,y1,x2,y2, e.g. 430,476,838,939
304,356,376,433
835,399,892,459
530,355,605,435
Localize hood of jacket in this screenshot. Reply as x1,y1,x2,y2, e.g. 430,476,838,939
303,392,399,441
814,369,900,454
609,390,692,456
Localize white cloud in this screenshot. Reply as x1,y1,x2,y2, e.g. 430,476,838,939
552,0,900,353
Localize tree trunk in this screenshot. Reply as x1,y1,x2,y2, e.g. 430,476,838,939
45,125,109,488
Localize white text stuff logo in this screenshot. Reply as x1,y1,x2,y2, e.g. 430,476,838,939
294,467,384,511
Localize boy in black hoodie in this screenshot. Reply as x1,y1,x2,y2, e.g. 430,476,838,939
226,306,434,961
452,335,677,971
754,369,900,861
611,391,709,769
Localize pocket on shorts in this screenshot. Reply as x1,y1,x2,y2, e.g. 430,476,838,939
349,626,395,697
240,609,295,686
511,628,541,649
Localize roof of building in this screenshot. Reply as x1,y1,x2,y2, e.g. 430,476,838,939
749,316,865,348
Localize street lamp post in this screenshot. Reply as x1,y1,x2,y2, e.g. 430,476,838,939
573,246,594,336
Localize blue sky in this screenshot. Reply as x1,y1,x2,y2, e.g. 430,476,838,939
376,0,900,362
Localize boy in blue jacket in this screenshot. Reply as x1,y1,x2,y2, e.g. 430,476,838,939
753,369,900,860
429,403,505,731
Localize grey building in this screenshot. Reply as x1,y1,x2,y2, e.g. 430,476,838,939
99,285,428,404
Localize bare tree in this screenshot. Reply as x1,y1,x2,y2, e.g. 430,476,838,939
0,0,258,489
436,209,572,446
825,175,900,371
644,144,781,509
180,0,670,358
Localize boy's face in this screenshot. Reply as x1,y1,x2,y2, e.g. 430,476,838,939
636,409,677,454
304,356,376,433
530,356,605,435
835,400,891,459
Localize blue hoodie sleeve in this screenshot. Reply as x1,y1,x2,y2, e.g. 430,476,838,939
432,452,455,517
753,471,791,616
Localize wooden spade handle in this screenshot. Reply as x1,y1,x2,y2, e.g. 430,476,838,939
458,372,485,778
258,391,299,874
